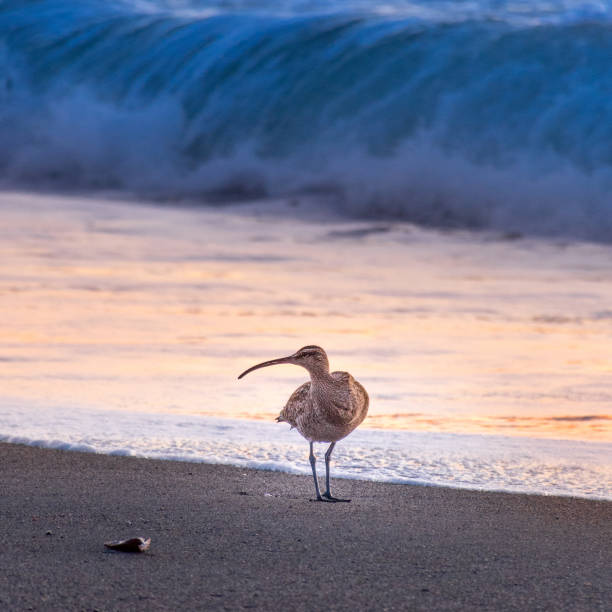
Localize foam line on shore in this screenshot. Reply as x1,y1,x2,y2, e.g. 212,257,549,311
1,403,610,500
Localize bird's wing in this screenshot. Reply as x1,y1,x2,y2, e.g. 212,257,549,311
350,378,369,411
277,381,311,427
329,371,369,425
331,371,350,384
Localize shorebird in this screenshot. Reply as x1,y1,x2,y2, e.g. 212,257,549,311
238,345,368,502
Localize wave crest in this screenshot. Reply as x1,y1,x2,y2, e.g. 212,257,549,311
1,0,612,239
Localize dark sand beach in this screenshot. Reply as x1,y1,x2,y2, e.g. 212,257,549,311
0,442,610,611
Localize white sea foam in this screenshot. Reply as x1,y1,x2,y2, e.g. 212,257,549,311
1,402,609,500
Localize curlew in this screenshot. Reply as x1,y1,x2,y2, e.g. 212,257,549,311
238,345,368,502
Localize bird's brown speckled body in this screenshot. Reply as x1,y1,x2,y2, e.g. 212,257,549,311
238,345,369,502
277,372,368,443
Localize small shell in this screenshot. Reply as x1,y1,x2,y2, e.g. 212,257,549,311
104,537,151,553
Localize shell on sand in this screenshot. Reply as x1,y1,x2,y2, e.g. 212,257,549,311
104,537,151,553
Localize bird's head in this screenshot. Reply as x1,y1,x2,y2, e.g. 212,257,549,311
238,345,330,379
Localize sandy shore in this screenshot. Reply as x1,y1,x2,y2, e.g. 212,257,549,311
0,443,610,611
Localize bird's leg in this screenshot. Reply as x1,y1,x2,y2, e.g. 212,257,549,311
323,441,335,497
322,442,350,502
309,441,323,501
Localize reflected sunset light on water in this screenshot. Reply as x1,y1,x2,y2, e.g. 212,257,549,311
1,192,610,443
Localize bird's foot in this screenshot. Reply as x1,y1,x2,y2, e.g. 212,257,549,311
321,492,351,503
309,495,347,503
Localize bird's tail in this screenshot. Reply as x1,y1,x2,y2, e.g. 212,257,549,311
276,411,295,429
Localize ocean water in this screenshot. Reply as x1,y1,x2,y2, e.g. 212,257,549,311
1,1,612,499
0,192,610,500
1,0,612,239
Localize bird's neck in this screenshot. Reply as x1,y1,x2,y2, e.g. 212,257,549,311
308,369,334,387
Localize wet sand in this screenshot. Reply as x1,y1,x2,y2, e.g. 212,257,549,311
0,442,610,611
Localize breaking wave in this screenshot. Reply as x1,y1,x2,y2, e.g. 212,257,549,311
1,0,612,239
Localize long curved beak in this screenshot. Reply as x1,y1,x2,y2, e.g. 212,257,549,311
238,356,294,379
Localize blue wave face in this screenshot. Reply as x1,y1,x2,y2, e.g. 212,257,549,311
1,0,612,239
